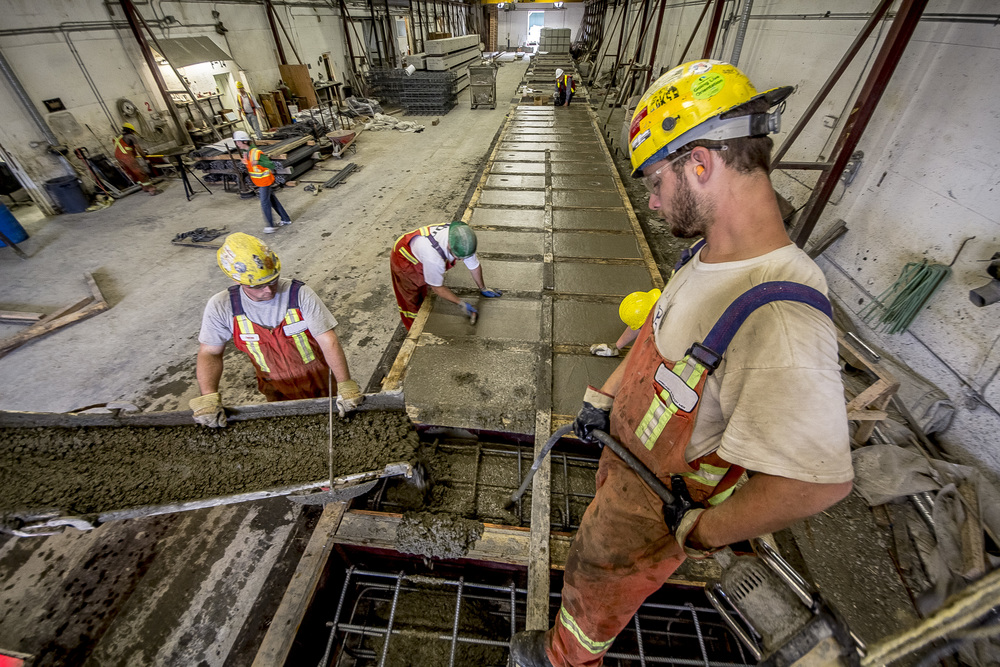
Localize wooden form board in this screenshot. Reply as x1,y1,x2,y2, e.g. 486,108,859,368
839,332,899,445
279,64,318,109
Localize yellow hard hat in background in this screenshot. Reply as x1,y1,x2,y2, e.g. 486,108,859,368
627,60,793,177
619,289,662,330
122,122,136,131
235,81,245,89
217,232,281,286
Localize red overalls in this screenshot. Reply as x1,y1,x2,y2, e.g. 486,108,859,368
228,280,333,401
546,247,833,666
113,134,156,193
390,224,454,330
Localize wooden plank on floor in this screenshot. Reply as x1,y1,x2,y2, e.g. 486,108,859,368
252,502,349,667
0,310,44,324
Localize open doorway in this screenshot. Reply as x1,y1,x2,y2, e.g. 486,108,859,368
527,11,545,46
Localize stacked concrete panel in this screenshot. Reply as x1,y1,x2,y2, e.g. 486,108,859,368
539,28,571,54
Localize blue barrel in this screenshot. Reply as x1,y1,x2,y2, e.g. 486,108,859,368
44,174,89,214
0,201,28,247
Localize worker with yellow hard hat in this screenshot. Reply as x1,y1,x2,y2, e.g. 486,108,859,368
190,232,363,427
589,289,662,357
113,122,158,195
235,80,263,139
512,61,854,667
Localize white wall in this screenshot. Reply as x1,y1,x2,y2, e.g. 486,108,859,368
497,3,584,49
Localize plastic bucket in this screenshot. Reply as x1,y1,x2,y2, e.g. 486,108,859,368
44,175,89,214
0,201,28,247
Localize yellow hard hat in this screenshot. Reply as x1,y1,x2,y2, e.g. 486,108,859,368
628,60,793,177
236,81,244,89
217,232,281,286
122,122,136,131
619,289,662,330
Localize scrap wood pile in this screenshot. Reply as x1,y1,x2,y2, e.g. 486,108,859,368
191,121,332,185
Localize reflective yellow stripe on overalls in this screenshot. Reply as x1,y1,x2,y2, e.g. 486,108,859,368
283,309,317,364
234,315,270,373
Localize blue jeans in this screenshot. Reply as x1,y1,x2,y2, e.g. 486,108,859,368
246,115,262,139
258,185,289,226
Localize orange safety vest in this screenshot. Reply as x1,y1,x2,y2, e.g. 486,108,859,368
114,134,136,158
244,147,275,187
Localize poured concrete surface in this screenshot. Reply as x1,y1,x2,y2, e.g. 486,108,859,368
552,208,632,230
476,229,545,256
553,189,624,208
491,162,546,175
553,232,641,259
554,262,654,295
423,297,541,341
445,259,544,293
469,207,545,229
552,355,620,416
553,300,628,345
478,189,545,207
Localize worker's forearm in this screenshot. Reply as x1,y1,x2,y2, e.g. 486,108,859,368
599,353,631,396
430,284,464,305
196,349,225,395
691,474,853,549
469,266,486,290
315,330,352,384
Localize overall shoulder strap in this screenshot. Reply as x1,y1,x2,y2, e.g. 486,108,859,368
288,279,304,310
425,227,450,263
688,281,833,372
228,284,245,316
673,239,707,275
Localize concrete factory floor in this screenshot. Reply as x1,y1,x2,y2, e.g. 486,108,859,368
1,56,923,665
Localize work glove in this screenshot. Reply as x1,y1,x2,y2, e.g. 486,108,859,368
673,508,718,559
480,288,503,298
336,379,364,418
573,385,613,443
589,343,620,357
190,392,227,428
461,301,478,316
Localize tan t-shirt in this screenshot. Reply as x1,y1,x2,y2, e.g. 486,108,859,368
652,243,853,484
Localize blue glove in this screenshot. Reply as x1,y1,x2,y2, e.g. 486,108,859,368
480,288,503,298
462,301,478,316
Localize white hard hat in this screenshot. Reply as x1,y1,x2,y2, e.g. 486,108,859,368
233,130,250,142
555,68,564,78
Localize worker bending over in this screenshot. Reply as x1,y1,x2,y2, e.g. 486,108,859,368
233,130,291,234
190,232,363,427
113,123,158,195
235,81,263,139
390,221,502,330
555,68,575,107
511,60,854,667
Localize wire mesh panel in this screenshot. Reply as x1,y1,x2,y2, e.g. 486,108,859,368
315,567,756,667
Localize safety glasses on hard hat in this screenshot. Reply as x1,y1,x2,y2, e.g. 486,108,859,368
642,145,729,195
244,277,280,291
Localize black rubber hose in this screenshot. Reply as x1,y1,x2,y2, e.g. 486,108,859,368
590,429,676,505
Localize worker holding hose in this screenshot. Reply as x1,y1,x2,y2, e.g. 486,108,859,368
511,61,854,667
189,233,363,427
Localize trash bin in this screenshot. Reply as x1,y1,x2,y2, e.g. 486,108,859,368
44,174,89,214
0,201,28,247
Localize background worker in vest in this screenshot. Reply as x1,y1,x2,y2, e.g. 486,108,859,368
233,130,291,234
113,123,158,195
511,60,854,667
189,232,363,427
236,81,263,139
390,221,502,330
554,68,575,107
588,289,661,358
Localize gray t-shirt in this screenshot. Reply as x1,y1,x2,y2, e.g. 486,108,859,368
198,278,338,346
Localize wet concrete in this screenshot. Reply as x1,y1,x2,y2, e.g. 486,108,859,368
469,208,545,229
553,300,625,345
553,232,641,259
423,298,541,341
552,356,620,416
0,411,418,516
553,262,654,295
478,189,545,207
552,162,614,176
484,174,546,190
552,209,631,230
490,162,546,175
493,150,546,162
553,189,624,208
475,229,544,257
445,259,543,292
395,511,484,559
552,174,617,190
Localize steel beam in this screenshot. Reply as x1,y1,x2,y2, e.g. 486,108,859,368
701,0,726,59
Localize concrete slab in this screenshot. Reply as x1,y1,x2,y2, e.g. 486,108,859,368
553,190,624,208
476,229,544,256
491,162,546,175
495,151,546,162
552,174,616,190
423,298,541,341
552,162,615,176
508,127,581,134
446,258,544,292
553,232,641,259
551,354,619,416
502,142,562,151
478,190,546,207
549,152,606,163
553,262,654,295
552,209,632,230
485,174,546,190
404,342,538,434
553,300,626,345
470,208,545,229
506,134,595,145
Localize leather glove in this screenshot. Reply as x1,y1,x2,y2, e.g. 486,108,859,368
589,343,620,357
673,508,718,559
480,288,503,298
190,392,227,428
461,301,478,316
573,385,614,442
336,379,364,417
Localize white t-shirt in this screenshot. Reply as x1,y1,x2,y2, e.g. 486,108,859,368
410,225,480,286
198,279,338,346
651,243,853,484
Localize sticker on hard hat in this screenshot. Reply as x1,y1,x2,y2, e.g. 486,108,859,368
630,129,651,151
240,333,260,342
687,61,714,76
629,106,648,140
692,73,725,100
283,321,308,336
647,85,680,112
653,363,699,413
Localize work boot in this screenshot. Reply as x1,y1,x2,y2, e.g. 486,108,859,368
510,630,554,667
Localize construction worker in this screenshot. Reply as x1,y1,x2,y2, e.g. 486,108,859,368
390,221,502,330
236,81,263,139
511,60,854,667
190,232,363,427
589,289,661,358
113,122,158,195
555,68,575,107
233,130,291,234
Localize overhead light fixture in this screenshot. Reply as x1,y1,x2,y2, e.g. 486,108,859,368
554,1,564,7
497,2,507,7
